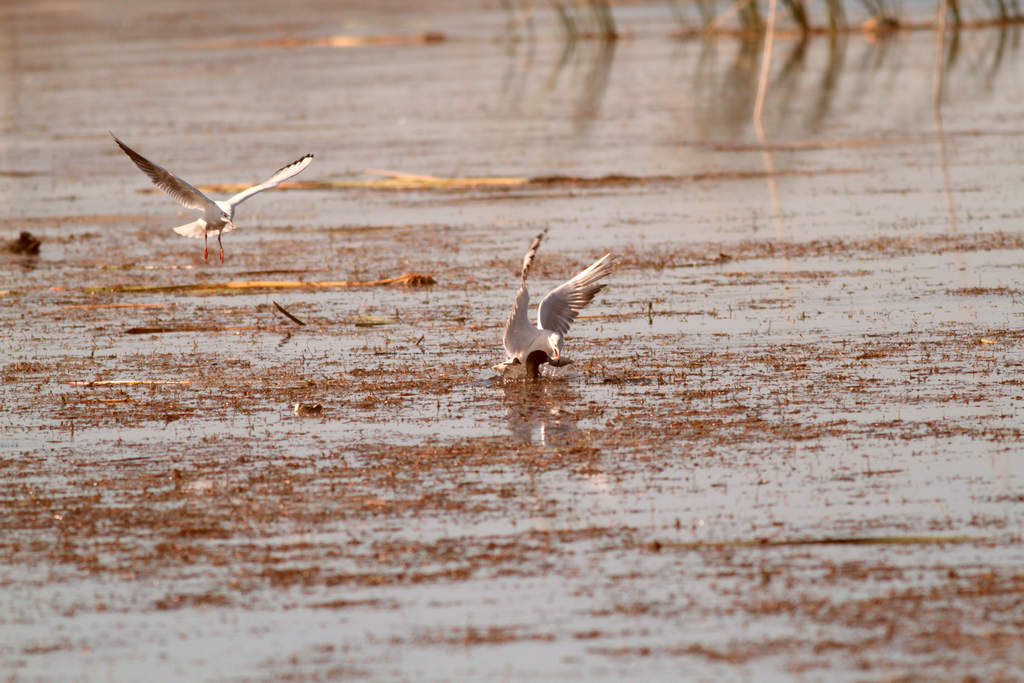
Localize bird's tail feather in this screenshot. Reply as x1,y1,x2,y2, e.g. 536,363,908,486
172,220,207,239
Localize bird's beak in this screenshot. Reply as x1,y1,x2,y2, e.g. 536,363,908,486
552,348,560,362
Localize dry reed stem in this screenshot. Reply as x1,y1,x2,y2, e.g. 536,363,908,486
62,303,170,310
647,535,985,551
124,324,291,334
176,169,854,200
191,174,530,194
192,32,445,50
704,134,981,151
85,272,436,295
66,380,192,387
753,0,779,128
753,0,786,242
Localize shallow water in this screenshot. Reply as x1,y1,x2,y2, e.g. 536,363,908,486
3,1,1024,680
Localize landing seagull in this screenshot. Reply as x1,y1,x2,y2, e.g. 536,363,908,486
111,134,313,263
498,229,614,379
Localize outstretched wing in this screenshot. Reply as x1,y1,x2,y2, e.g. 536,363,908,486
226,154,313,209
111,134,218,213
503,283,536,359
537,253,614,336
520,228,547,281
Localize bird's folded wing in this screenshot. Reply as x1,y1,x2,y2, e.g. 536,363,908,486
503,284,535,359
226,154,314,208
111,135,218,213
537,253,614,336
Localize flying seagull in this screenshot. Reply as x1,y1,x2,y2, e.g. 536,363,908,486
499,229,614,379
111,134,313,263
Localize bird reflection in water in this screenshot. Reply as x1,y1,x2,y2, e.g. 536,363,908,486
502,380,581,447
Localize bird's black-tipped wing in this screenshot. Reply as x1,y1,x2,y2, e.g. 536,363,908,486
111,133,217,213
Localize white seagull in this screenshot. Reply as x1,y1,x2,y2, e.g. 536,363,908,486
500,229,614,379
111,134,313,263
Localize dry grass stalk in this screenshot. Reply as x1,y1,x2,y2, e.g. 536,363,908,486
86,272,436,295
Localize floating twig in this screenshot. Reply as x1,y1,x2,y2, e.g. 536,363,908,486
63,303,170,310
272,300,307,326
66,380,192,387
125,325,273,334
646,534,985,551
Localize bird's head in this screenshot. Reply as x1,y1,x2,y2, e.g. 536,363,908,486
543,332,564,363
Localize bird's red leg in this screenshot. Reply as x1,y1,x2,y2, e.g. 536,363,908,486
203,234,209,262
218,232,224,264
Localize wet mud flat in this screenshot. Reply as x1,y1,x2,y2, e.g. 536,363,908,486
4,1,1024,680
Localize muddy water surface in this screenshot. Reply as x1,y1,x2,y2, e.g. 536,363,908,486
3,1,1024,679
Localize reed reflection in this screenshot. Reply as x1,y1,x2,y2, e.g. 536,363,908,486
499,18,1017,141
500,33,616,137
